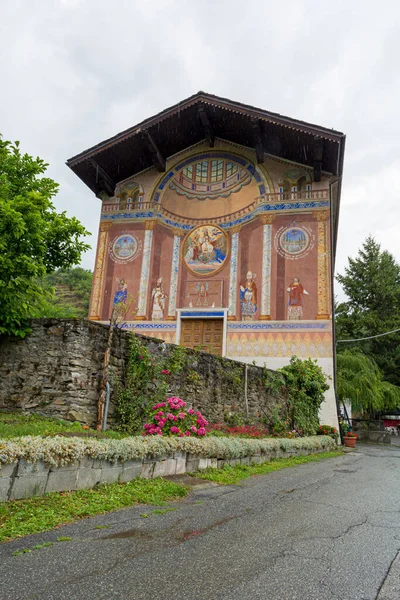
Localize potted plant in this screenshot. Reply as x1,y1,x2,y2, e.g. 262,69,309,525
343,431,357,448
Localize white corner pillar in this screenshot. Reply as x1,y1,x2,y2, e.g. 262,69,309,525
228,225,241,320
167,229,183,320
136,220,155,320
259,214,274,320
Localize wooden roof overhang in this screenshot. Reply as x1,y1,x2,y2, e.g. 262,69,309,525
66,91,345,252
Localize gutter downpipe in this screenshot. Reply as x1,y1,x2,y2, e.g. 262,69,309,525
330,170,345,444
102,382,111,432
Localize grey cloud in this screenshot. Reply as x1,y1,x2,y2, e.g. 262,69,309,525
1,0,399,291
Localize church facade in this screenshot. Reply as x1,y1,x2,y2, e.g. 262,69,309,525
68,92,346,428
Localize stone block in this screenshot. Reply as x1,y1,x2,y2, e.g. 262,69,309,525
17,459,49,477
153,460,167,478
10,475,48,500
210,458,218,469
173,451,186,460
240,457,250,466
120,461,142,483
46,469,78,493
49,462,80,472
186,459,199,473
164,458,177,476
217,459,225,469
80,456,94,469
250,455,262,465
67,410,90,423
99,466,123,484
198,458,209,470
0,478,12,502
0,462,18,479
175,457,186,475
141,462,155,479
76,468,101,490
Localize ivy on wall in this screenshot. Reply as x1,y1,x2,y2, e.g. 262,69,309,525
114,335,329,438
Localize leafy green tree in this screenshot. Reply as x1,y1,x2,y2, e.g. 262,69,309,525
336,350,400,413
336,236,400,386
0,138,90,336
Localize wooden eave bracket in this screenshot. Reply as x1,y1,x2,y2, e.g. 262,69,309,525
198,105,215,147
251,118,265,164
313,136,324,182
140,130,166,172
88,159,116,196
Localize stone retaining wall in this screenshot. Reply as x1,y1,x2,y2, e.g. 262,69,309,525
0,445,326,502
0,319,286,427
356,431,392,445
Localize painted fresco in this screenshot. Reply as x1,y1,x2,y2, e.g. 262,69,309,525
184,280,223,308
151,277,167,320
287,277,309,320
240,271,257,320
92,146,332,351
275,224,314,260
182,225,229,276
110,234,140,263
113,278,128,305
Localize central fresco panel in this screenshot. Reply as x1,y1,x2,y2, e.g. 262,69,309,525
182,225,229,277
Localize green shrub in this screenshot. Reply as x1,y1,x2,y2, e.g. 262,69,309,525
279,357,329,436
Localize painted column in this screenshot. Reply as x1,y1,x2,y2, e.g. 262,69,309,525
315,211,330,319
136,220,155,320
167,229,183,320
259,214,274,320
89,221,112,320
228,225,241,320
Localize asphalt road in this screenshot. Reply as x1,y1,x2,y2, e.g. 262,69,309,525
1,445,400,600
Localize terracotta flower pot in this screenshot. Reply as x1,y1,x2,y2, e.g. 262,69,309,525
343,436,357,448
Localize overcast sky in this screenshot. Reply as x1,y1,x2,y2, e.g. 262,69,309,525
1,0,399,297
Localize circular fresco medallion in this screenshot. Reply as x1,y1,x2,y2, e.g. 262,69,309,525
110,234,140,263
275,225,314,260
182,224,229,276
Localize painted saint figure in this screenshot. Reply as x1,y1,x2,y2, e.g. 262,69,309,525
287,277,309,320
151,277,167,320
113,278,128,305
240,271,257,320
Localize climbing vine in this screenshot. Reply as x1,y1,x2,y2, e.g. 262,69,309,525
114,337,168,434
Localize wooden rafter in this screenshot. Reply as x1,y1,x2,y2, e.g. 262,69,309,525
140,130,166,172
251,117,265,164
88,159,116,196
198,105,215,147
313,136,324,182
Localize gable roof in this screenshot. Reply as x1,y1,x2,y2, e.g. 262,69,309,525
67,91,345,191
66,91,346,254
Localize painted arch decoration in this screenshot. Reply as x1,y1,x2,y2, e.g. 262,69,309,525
151,152,270,204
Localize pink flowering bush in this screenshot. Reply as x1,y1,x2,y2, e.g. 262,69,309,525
143,397,209,437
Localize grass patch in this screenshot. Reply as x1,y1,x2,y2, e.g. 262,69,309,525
152,507,177,515
0,478,188,543
0,412,126,440
193,451,343,485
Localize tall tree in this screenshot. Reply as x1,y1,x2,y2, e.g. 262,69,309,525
336,236,400,386
336,350,400,413
0,138,90,336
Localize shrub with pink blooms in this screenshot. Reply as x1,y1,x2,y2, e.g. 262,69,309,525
143,397,209,437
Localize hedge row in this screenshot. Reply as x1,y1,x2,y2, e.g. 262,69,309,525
0,435,336,468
